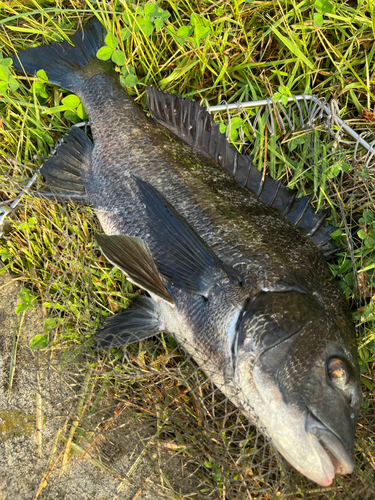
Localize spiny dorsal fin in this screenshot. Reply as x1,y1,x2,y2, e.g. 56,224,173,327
93,296,166,348
146,87,336,259
38,126,92,201
95,233,174,305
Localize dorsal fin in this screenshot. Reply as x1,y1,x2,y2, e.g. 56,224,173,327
146,87,336,259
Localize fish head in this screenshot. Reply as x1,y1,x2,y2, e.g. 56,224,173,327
234,289,361,486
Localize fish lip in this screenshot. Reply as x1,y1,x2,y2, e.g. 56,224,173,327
305,412,354,476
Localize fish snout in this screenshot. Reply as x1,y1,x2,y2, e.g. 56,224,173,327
305,412,354,476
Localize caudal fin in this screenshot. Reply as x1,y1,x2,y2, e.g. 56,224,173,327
12,18,108,93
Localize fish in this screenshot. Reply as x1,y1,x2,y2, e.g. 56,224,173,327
12,18,361,487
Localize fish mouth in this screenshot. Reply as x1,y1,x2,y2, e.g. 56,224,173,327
305,412,354,479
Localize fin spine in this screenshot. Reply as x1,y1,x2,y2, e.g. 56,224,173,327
146,87,337,258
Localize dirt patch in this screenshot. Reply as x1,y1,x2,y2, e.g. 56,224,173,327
0,272,170,500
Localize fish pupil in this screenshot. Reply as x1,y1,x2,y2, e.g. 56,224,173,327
327,357,349,387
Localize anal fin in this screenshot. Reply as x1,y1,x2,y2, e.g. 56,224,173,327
38,126,92,201
93,296,166,348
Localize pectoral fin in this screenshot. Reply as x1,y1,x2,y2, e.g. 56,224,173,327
133,176,242,297
96,177,242,300
95,233,174,305
93,296,167,348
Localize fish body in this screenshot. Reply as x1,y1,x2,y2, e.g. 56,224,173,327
13,19,361,486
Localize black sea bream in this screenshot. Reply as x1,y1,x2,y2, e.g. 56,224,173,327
13,19,361,486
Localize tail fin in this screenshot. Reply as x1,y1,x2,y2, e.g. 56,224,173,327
12,19,108,93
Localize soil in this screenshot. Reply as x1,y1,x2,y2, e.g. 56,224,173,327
0,272,170,500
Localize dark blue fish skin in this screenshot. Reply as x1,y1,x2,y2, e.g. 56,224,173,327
12,19,361,487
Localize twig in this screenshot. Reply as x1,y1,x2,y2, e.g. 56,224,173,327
60,367,92,474
9,309,26,390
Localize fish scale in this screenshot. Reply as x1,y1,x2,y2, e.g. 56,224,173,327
12,18,361,487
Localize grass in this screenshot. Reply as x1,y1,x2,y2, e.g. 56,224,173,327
0,0,375,498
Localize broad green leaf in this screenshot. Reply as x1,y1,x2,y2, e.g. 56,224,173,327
0,81,8,93
166,25,176,35
15,287,35,314
123,74,139,87
121,27,131,40
362,210,374,222
105,32,119,49
194,24,210,40
121,65,135,77
0,248,12,260
154,18,164,31
76,103,88,120
191,12,209,27
2,58,13,67
112,49,125,66
313,13,324,27
29,334,49,350
229,128,239,142
64,109,79,122
230,117,243,130
144,2,159,18
32,81,48,98
122,12,133,26
0,64,9,81
8,77,19,91
315,0,334,14
160,10,171,21
358,229,366,239
330,229,342,240
44,317,58,330
138,17,154,37
62,94,81,109
281,94,289,105
97,46,113,60
177,26,192,38
37,69,48,81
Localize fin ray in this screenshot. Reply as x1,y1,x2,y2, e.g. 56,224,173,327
95,233,174,305
12,19,108,92
93,296,165,348
38,126,92,201
133,176,242,297
146,87,336,258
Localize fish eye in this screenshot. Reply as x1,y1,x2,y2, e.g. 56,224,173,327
327,357,349,389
